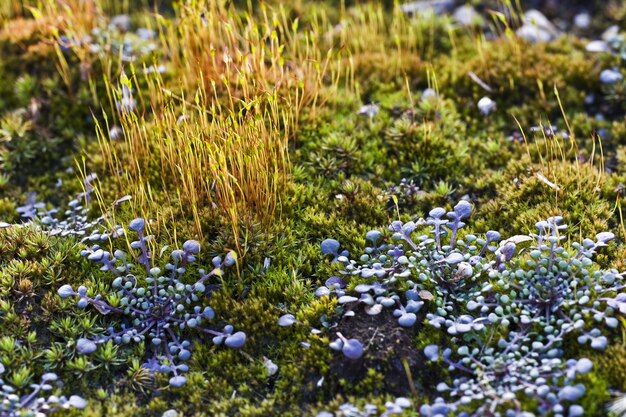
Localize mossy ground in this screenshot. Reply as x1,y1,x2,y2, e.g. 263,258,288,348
2,1,626,416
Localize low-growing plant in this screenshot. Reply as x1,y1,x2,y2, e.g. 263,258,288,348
58,218,246,387
0,363,86,416
2,175,124,242
281,201,626,416
316,397,412,417
280,201,504,359
421,344,593,416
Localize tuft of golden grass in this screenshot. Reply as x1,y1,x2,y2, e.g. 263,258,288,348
92,1,346,252
43,1,461,253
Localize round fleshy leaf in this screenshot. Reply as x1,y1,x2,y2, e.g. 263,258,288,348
338,295,358,304
203,307,215,320
380,297,396,307
424,345,440,361
569,405,584,417
225,331,246,348
398,313,417,327
453,200,472,219
366,230,382,243
499,242,517,261
596,231,615,244
437,382,450,392
466,300,479,311
575,358,593,374
342,339,364,360
224,251,237,267
419,290,434,301
128,218,146,232
325,276,345,289
182,240,200,254
315,286,331,297
321,239,340,256
169,376,187,388
395,397,411,408
354,284,373,293
278,314,297,327
76,338,97,355
590,336,607,350
41,373,58,382
444,252,464,265
68,395,87,409
77,298,89,309
329,339,343,351
558,385,586,402
264,358,279,376
429,207,446,219
365,304,382,315
58,285,75,299
486,230,501,242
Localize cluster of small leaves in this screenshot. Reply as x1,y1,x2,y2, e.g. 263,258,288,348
58,218,245,387
417,217,625,416
0,364,86,417
283,201,626,416
279,201,506,359
421,339,592,416
465,217,621,351
316,397,411,417
1,175,124,241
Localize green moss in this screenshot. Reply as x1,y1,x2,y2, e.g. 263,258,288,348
1,2,626,416
594,344,626,392
475,156,614,237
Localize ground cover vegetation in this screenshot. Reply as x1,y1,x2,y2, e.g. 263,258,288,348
3,0,626,416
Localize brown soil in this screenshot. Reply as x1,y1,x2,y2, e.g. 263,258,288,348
328,308,425,396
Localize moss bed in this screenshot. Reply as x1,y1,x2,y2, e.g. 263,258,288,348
2,1,626,416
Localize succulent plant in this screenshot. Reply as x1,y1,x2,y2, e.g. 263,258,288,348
281,200,626,416
58,218,245,387
2,175,124,241
0,364,86,416
316,397,411,417
465,217,623,352
418,216,626,416
421,341,593,416
280,201,504,360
